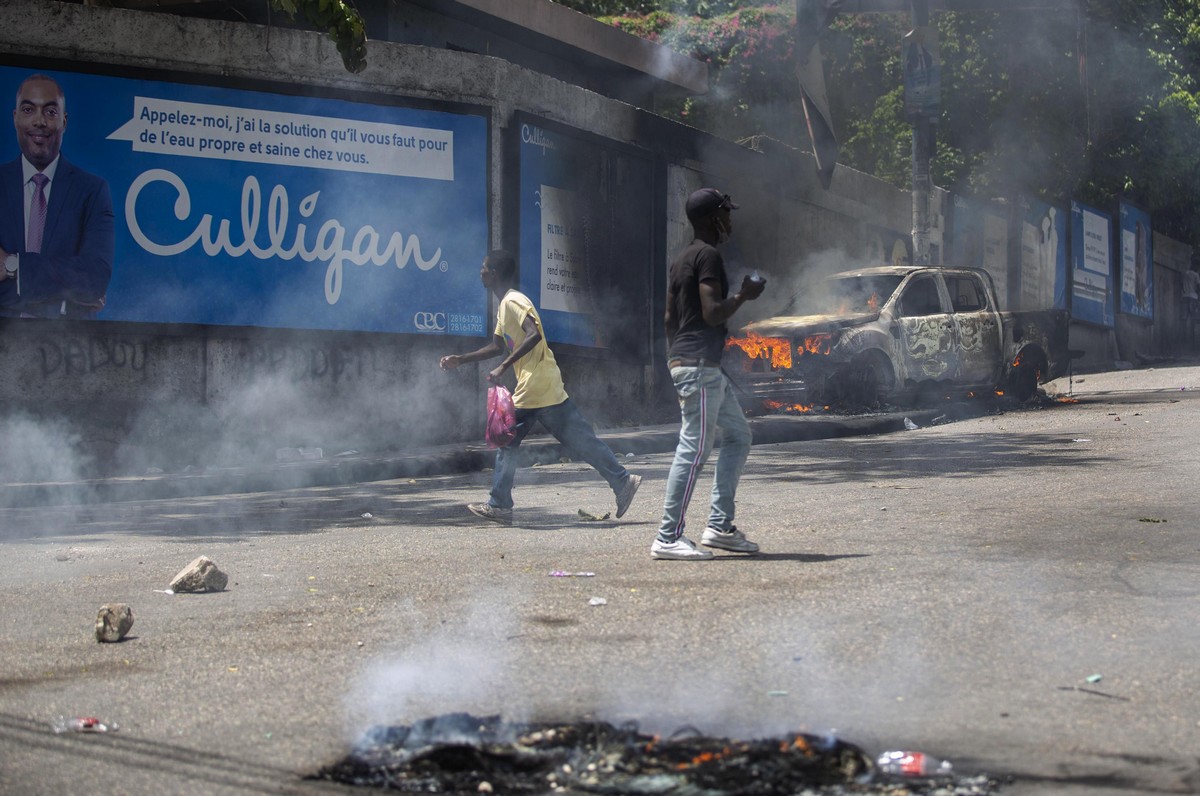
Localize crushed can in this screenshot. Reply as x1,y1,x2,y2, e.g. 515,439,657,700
876,750,952,777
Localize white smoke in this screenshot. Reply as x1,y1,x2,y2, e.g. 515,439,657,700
344,589,523,743
0,412,90,485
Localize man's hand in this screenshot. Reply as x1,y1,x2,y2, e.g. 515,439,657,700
487,364,507,384
439,354,462,370
0,246,8,281
739,274,766,301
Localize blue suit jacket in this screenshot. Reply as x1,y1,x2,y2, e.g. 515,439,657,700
0,155,114,318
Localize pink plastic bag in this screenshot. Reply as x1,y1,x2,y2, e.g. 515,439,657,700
485,385,517,448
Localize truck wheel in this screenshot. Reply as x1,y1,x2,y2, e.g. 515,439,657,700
848,352,894,406
1008,358,1042,402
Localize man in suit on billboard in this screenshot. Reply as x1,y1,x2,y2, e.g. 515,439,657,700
0,73,114,319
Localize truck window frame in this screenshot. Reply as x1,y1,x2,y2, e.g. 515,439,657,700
898,275,945,318
945,273,990,312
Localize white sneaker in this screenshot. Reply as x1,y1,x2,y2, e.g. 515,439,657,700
650,536,714,560
701,525,759,553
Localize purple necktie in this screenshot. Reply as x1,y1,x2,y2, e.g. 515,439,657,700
27,172,48,254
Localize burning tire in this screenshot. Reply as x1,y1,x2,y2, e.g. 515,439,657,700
1008,347,1047,403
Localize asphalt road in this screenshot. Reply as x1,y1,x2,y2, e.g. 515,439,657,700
1,363,1198,795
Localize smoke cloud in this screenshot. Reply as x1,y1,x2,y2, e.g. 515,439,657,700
344,589,523,743
0,412,90,485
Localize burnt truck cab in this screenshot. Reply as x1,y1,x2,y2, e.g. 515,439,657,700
726,265,1072,408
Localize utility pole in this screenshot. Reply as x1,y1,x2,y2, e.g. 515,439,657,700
906,0,936,263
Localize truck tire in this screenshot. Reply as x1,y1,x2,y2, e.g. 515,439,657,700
847,351,895,406
1008,348,1046,402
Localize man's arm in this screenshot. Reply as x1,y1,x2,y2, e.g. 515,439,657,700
699,274,765,327
439,335,505,371
487,313,540,383
664,288,678,344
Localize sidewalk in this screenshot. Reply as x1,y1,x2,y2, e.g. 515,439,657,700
0,407,950,508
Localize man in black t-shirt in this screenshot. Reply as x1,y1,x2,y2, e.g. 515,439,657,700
652,188,766,560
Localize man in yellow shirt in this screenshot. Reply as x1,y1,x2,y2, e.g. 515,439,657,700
440,249,641,525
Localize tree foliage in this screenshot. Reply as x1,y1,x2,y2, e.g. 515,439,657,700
270,0,367,73
595,1,1200,249
601,5,801,143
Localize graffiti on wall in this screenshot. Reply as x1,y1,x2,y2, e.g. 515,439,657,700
239,342,397,385
33,336,148,379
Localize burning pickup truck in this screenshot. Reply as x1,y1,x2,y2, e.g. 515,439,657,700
726,265,1071,409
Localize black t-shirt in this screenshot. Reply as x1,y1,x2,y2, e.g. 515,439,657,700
666,239,729,363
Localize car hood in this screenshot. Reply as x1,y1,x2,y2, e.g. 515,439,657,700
740,311,880,338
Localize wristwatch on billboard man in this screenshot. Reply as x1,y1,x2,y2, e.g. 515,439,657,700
2,253,16,280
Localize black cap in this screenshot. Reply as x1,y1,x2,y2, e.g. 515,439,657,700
685,188,739,223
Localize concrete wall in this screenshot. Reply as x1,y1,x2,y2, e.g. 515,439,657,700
0,1,912,478
1151,232,1194,354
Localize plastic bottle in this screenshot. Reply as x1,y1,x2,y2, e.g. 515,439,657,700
876,750,952,777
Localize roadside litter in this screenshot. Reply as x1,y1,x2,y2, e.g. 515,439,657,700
876,750,953,777
316,714,1005,794
52,716,118,734
577,508,610,521
549,571,594,578
316,714,873,792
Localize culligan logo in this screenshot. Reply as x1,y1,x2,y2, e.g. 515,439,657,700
125,169,443,305
521,124,555,153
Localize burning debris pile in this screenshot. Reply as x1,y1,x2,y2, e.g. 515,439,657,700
315,713,1002,795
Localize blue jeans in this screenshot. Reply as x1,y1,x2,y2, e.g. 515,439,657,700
489,398,629,510
657,365,752,543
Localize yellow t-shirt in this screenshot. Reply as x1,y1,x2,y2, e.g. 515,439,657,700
495,290,568,409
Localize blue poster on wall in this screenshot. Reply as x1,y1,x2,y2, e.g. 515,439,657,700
1118,202,1153,319
0,65,489,335
1018,199,1068,311
515,113,655,356
517,120,601,348
1071,200,1113,327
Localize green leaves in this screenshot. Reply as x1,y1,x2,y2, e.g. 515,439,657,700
591,1,1200,251
270,0,367,73
604,5,800,143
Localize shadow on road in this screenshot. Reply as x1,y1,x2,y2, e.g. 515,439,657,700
750,430,1115,485
0,712,319,794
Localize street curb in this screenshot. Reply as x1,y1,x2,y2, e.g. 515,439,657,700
0,409,947,508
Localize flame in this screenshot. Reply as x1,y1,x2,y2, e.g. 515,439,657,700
1057,395,1080,403
764,399,814,413
836,292,880,314
785,735,811,753
995,389,1005,396
1013,354,1042,380
726,331,792,368
799,333,835,356
677,746,732,769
